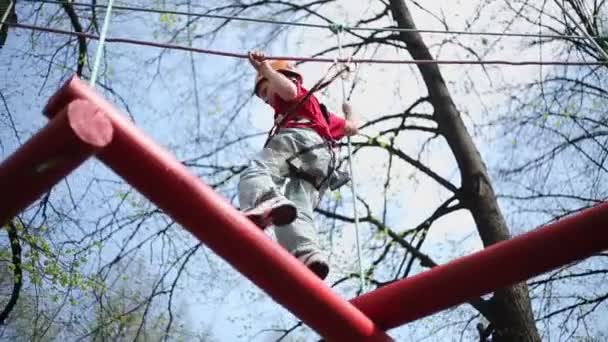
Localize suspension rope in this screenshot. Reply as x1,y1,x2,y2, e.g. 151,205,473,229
555,0,608,62
89,0,115,87
334,25,365,291
186,2,203,142
7,23,607,67
25,0,608,41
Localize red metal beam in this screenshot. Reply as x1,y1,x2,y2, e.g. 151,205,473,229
0,100,113,226
44,75,392,342
350,202,608,330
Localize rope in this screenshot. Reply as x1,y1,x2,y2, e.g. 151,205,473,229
554,0,608,63
89,0,115,87
186,2,203,142
335,26,365,291
25,0,608,41
8,23,607,67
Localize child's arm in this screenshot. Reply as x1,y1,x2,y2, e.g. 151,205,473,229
264,68,299,101
248,51,298,101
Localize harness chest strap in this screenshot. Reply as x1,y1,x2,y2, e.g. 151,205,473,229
274,101,331,130
275,113,313,126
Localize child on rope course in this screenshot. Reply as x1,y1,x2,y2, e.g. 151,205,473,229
239,51,359,280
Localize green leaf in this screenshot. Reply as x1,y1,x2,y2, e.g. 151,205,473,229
60,273,69,287
31,273,42,286
331,190,342,202
377,138,389,148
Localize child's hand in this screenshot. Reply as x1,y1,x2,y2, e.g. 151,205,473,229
342,102,353,118
342,102,360,136
248,51,272,75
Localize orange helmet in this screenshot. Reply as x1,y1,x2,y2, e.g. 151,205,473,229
254,60,302,96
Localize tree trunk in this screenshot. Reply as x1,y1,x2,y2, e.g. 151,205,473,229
0,0,17,48
387,1,541,341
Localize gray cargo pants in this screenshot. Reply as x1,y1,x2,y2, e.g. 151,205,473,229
238,128,333,257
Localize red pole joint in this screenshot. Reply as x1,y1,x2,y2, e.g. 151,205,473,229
44,75,392,342
350,202,608,330
0,100,113,226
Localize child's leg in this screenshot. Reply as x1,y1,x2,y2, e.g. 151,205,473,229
275,176,329,279
238,148,285,211
274,177,320,255
239,132,301,227
272,129,332,278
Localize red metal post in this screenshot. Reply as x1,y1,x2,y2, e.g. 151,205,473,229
44,75,392,342
350,202,608,330
0,100,113,226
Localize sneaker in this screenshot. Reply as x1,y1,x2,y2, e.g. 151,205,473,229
297,252,329,280
243,192,297,229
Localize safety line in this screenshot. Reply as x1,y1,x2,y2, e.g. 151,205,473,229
89,0,115,87
336,29,366,292
24,0,608,41
8,22,607,66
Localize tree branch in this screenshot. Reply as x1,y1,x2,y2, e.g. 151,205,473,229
60,0,87,76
